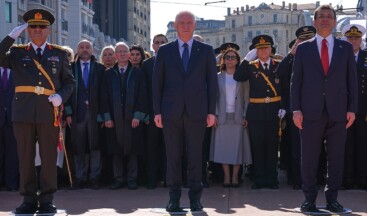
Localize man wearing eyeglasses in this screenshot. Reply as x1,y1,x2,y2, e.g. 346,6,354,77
140,34,168,189
291,5,357,213
0,9,75,214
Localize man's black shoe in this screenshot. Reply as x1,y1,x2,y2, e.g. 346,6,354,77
326,201,345,213
251,184,262,189
166,199,182,212
300,200,318,212
127,179,138,190
38,202,57,214
71,179,85,190
268,184,279,189
110,180,124,190
190,200,203,212
89,178,100,189
15,202,38,214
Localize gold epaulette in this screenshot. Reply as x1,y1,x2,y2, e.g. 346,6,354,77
249,59,259,65
49,44,66,51
12,44,28,49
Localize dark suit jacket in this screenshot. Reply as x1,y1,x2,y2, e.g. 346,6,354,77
153,39,218,120
0,36,75,123
0,68,14,127
291,37,357,121
141,56,155,122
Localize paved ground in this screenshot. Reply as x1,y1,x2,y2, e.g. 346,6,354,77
1,171,366,216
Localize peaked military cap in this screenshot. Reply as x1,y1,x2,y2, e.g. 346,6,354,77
295,26,316,40
342,24,366,37
252,35,274,49
23,9,55,26
214,42,240,55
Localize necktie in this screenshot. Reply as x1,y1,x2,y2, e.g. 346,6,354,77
36,47,42,61
1,68,8,90
120,68,124,74
321,39,329,76
83,62,89,87
264,63,269,71
182,43,189,72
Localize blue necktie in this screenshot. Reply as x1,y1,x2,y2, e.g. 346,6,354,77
182,43,189,72
83,62,89,87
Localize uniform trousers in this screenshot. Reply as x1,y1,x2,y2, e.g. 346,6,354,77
13,122,58,204
113,154,138,182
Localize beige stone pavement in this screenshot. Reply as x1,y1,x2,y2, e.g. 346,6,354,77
0,171,366,216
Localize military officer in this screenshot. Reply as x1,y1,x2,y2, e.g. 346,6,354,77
234,35,285,189
341,24,367,190
277,26,317,189
0,9,75,214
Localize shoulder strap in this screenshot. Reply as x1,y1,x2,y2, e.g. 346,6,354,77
260,72,277,97
32,59,55,91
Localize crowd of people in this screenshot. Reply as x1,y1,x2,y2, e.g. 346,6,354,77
0,5,366,214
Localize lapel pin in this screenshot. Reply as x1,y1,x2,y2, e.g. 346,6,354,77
339,45,343,48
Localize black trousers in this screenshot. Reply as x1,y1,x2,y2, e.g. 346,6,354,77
344,114,367,186
300,111,346,203
248,119,279,186
0,120,19,189
162,112,206,201
13,122,58,204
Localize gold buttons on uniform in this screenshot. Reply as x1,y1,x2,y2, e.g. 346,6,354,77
39,73,42,76
38,82,42,85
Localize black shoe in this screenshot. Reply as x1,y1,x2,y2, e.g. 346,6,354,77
146,184,157,189
71,179,85,190
89,178,100,189
326,201,345,213
231,183,240,188
222,183,231,188
127,179,138,190
202,180,210,188
293,184,301,190
15,202,38,214
190,200,203,212
268,184,279,189
7,187,18,192
300,200,318,213
38,202,57,214
109,180,124,190
166,199,182,212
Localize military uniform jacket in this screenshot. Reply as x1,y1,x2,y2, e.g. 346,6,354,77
0,36,75,123
64,57,105,153
356,49,367,115
234,58,283,121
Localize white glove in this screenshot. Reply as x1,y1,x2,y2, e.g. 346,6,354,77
48,94,62,107
8,23,28,39
244,48,257,61
278,109,286,118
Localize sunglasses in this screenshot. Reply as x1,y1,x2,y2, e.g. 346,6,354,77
28,25,48,29
154,41,166,45
224,55,237,60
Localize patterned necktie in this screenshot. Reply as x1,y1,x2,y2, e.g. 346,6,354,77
36,47,42,61
321,39,329,76
182,43,189,72
1,68,8,90
83,62,89,87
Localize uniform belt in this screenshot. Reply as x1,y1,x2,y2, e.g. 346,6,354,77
15,86,55,96
250,96,281,103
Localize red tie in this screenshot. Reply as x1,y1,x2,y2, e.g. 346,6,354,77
321,39,329,76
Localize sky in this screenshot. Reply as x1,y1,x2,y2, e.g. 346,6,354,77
150,0,359,39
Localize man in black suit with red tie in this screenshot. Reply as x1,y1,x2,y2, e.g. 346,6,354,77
153,11,218,212
291,5,357,213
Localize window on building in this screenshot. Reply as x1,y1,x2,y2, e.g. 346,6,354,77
248,31,253,40
206,39,210,44
273,14,277,23
286,30,289,39
222,37,226,44
273,29,278,37
264,30,269,34
5,1,11,23
231,34,236,42
248,16,252,26
256,30,261,36
216,38,220,46
232,19,236,29
286,15,289,24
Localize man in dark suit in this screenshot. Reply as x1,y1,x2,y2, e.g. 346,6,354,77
0,9,75,214
141,34,168,189
0,67,18,191
65,40,105,190
291,5,357,213
153,11,218,212
341,24,367,190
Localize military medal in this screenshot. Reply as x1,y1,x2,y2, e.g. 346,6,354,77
52,68,57,74
275,78,279,84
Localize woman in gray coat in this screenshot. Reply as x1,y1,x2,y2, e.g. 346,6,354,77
210,48,252,187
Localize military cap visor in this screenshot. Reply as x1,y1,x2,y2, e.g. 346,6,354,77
342,24,365,37
296,26,316,40
23,9,55,26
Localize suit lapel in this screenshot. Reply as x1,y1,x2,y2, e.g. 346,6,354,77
310,39,325,75
328,38,343,76
171,40,185,75
187,40,200,74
